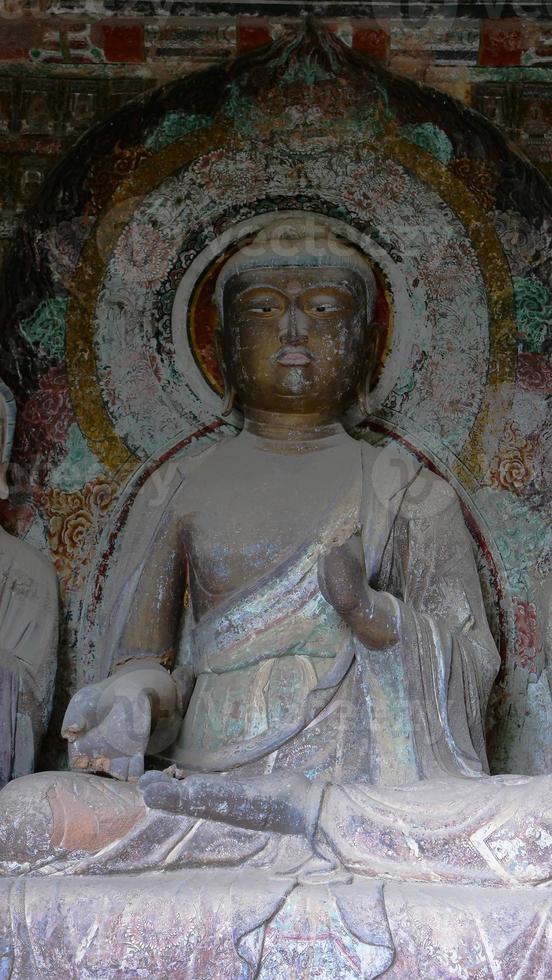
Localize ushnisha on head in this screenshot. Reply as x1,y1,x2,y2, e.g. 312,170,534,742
214,214,378,421
0,380,16,501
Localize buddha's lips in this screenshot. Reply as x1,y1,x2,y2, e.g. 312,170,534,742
275,346,314,366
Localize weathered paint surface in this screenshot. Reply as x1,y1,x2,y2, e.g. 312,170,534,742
0,22,550,978
0,7,552,271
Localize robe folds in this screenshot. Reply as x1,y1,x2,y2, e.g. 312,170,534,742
169,437,500,788
0,528,58,788
0,438,526,885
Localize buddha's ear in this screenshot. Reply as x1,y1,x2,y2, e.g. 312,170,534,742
0,411,8,499
0,462,8,501
214,328,236,418
370,318,385,377
357,321,380,417
214,327,224,366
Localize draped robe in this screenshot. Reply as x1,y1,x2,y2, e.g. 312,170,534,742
0,527,58,788
161,438,499,790
0,437,534,884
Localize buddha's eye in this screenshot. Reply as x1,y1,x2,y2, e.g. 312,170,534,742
245,304,281,319
304,298,342,317
240,290,284,317
302,287,355,318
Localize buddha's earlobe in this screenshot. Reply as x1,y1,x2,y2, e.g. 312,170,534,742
0,462,8,500
357,378,370,418
357,326,378,416
221,375,236,417
214,329,236,417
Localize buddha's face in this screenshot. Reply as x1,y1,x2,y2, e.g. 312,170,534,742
220,265,375,418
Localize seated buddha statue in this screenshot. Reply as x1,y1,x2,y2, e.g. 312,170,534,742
1,215,551,941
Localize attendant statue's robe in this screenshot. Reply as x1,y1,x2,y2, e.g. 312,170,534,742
0,526,58,788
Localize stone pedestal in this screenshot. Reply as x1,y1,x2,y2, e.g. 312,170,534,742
1,870,550,978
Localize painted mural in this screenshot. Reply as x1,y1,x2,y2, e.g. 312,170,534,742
0,21,550,774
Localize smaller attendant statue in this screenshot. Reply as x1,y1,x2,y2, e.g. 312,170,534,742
0,380,58,788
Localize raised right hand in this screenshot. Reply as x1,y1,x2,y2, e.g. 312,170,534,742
61,663,184,781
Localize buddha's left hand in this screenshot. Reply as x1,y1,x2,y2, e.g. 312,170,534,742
318,533,399,649
140,770,323,839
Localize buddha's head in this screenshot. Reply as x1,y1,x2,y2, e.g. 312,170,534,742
0,380,15,500
214,215,377,422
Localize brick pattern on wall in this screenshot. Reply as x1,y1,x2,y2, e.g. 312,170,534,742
0,5,551,265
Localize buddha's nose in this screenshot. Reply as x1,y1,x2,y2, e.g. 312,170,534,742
279,304,308,345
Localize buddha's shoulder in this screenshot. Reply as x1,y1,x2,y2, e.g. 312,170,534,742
361,440,458,519
130,437,229,517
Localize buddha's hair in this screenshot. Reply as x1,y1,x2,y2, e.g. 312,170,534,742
214,213,377,317
0,379,16,464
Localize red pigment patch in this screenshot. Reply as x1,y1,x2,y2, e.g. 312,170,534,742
353,24,389,62
479,19,523,67
237,17,272,53
102,24,144,64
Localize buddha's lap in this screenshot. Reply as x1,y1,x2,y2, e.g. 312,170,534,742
2,768,552,879
0,771,145,864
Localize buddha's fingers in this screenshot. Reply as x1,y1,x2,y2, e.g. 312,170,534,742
62,684,103,738
113,754,145,781
68,751,94,772
139,769,172,790
141,776,184,814
68,750,144,782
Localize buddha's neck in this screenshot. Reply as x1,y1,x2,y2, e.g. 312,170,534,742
240,409,347,454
